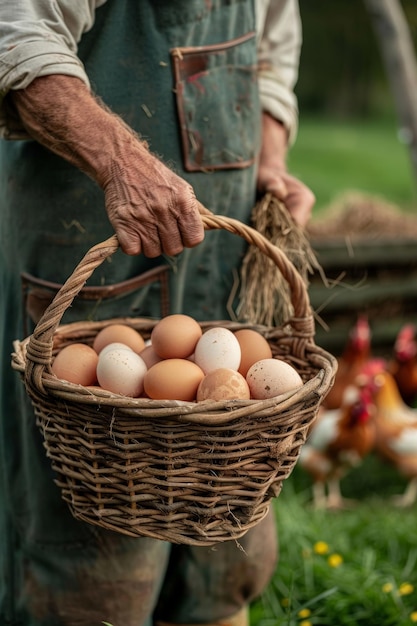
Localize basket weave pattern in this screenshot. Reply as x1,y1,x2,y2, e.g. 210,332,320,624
12,214,336,546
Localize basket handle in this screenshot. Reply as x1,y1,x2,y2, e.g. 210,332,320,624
25,207,314,391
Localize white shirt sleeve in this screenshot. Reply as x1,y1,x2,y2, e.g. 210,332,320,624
0,0,105,139
0,0,301,142
256,0,302,145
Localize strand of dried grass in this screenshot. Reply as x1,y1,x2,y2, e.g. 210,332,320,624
238,193,324,327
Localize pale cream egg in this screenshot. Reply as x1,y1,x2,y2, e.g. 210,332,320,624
246,358,303,399
96,347,147,396
194,327,241,374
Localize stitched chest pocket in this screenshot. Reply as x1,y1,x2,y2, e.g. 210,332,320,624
171,31,260,172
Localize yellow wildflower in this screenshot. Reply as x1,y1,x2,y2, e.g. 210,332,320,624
410,611,417,622
313,541,329,555
399,582,414,596
327,553,343,568
298,608,311,619
382,582,394,593
300,621,312,626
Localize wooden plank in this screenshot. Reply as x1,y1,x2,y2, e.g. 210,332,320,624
307,236,417,356
309,274,417,312
311,238,417,268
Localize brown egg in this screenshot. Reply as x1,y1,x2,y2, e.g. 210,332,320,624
144,358,204,401
52,343,99,386
139,345,163,369
197,368,250,402
234,329,273,377
151,314,202,359
93,324,145,355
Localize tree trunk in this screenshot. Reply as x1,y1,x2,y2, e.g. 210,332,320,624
363,0,417,189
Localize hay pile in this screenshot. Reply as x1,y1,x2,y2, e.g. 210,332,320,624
307,191,417,241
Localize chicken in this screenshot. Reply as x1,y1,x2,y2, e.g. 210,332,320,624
298,380,376,509
323,315,372,410
372,369,417,507
389,324,417,408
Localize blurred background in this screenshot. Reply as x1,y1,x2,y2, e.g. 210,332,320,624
290,0,417,356
251,7,417,625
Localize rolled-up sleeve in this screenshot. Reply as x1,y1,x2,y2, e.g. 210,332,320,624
256,0,302,145
0,0,104,139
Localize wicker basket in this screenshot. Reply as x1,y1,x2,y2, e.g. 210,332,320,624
12,213,337,546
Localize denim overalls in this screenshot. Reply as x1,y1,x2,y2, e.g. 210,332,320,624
0,2,277,623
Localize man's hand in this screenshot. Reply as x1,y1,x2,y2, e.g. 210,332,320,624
257,113,315,227
100,140,205,257
10,75,205,257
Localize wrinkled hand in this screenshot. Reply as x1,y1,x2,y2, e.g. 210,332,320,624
102,143,205,257
257,166,315,228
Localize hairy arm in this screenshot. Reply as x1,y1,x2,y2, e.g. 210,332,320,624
9,74,205,257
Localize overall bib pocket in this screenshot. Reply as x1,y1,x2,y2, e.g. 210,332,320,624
171,31,260,172
20,265,171,336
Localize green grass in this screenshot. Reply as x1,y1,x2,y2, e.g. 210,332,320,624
251,456,417,626
288,115,417,215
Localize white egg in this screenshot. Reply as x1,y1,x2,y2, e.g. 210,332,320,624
194,327,241,374
97,348,147,396
246,358,303,399
99,342,134,358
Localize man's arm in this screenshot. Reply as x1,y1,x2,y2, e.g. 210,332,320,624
256,0,314,226
9,75,205,257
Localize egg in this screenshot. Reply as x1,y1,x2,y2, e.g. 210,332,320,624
99,342,134,357
151,314,202,359
197,368,250,402
52,343,98,386
234,329,273,377
194,327,241,374
93,324,145,355
144,359,204,401
96,348,147,396
246,358,303,399
139,344,163,369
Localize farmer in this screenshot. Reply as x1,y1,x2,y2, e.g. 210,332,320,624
0,1,314,625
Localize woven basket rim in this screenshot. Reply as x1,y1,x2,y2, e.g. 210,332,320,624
11,213,337,418
12,318,336,424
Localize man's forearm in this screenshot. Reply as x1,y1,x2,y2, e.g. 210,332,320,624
8,73,205,257
9,74,148,188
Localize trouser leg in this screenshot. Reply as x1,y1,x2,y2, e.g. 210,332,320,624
19,531,171,626
156,606,249,626
154,508,278,625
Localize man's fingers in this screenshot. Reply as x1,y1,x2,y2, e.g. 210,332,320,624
115,214,204,258
265,178,288,200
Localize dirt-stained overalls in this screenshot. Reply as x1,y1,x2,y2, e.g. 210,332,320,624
0,1,278,624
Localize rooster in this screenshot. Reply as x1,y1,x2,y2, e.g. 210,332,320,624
298,379,376,509
389,324,417,408
322,315,372,411
372,369,417,507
